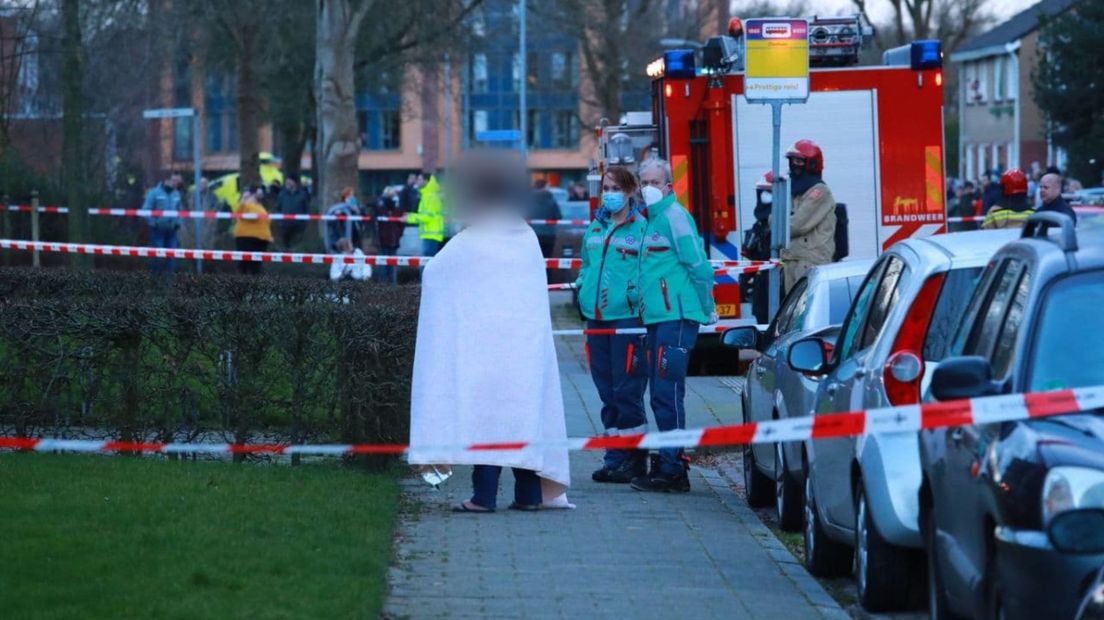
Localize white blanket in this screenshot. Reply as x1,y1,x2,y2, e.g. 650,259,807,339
407,213,571,503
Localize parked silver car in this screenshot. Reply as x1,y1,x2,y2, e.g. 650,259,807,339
723,260,873,531
786,229,1018,613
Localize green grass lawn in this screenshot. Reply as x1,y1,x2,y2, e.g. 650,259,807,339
0,454,399,619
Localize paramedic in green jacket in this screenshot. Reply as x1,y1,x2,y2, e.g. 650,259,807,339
577,166,650,484
631,158,717,494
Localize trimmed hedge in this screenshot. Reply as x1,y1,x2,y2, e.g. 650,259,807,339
0,269,418,463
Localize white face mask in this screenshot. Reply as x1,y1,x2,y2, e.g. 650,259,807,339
641,185,664,206
760,191,773,205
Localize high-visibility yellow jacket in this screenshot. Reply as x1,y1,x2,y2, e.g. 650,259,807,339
407,176,446,242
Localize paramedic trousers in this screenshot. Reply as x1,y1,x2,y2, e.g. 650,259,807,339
586,318,648,469
471,465,542,510
647,319,699,476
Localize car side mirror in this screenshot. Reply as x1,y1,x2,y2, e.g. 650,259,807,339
1047,508,1104,554
721,326,759,350
930,356,996,401
788,338,829,375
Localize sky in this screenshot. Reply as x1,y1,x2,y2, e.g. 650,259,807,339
811,0,1041,24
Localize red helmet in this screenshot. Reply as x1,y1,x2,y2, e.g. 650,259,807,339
785,139,824,174
1000,169,1028,196
756,171,774,190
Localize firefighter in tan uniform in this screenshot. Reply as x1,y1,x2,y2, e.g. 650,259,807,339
780,139,836,293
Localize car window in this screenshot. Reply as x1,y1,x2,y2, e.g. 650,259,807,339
922,267,983,362
828,277,858,324
771,278,809,339
1029,270,1104,391
965,260,1023,357
834,261,886,363
859,256,910,350
991,269,1031,379
950,261,1000,357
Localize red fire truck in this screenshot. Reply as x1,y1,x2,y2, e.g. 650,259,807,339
596,15,947,323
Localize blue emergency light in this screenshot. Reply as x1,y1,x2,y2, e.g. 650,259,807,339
663,49,697,78
910,40,942,70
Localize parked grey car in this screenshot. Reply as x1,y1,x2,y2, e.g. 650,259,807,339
786,229,1019,613
723,260,873,531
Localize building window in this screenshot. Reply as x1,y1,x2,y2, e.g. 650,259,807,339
471,53,489,94
551,110,578,149
965,144,975,181
966,61,987,105
358,109,402,151
977,143,988,178
994,56,1005,101
172,117,192,161
550,51,578,89
1006,56,1018,101
469,109,489,142
380,110,400,150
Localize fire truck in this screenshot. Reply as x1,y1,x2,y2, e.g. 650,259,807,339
594,15,947,326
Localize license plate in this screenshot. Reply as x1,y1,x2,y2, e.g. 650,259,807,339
716,303,737,317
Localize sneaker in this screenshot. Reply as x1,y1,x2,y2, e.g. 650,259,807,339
630,471,691,493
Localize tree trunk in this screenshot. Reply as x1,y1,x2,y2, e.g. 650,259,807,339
62,0,88,268
237,24,262,188
277,121,307,184
315,0,365,210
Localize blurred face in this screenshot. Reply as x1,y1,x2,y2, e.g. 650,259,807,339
1039,174,1062,203
285,178,298,191
638,166,670,196
169,174,183,189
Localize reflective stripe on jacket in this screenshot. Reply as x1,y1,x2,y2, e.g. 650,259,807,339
981,207,1035,229
637,193,715,325
575,205,647,321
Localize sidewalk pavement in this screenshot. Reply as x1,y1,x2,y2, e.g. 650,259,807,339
384,298,847,619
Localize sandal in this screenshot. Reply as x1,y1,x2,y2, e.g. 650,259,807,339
451,501,494,513
508,502,541,512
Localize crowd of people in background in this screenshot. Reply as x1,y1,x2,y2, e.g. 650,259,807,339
946,163,1090,232
138,164,591,281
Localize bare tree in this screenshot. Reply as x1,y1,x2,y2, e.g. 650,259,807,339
852,0,991,50
314,0,370,211
0,1,47,148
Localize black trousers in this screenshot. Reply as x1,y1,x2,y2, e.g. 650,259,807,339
235,237,269,275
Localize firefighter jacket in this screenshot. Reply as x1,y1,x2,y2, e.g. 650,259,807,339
981,205,1035,229
575,203,647,321
636,193,715,326
780,181,836,290
407,175,446,242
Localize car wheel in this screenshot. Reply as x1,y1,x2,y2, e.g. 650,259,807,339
855,484,924,612
923,504,958,620
775,442,803,531
743,442,774,507
803,473,853,577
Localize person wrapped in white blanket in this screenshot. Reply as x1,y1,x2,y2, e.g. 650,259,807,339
407,151,573,512
328,237,371,282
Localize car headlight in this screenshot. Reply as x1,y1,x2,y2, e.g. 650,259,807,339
1042,466,1104,524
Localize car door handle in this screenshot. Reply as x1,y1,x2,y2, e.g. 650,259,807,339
854,366,867,379
826,383,840,396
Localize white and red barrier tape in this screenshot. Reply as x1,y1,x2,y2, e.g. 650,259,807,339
2,205,590,226
2,204,68,214
4,385,1100,456
0,239,779,272
946,216,984,223
551,320,760,337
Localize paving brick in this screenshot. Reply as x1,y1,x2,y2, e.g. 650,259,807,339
383,313,846,619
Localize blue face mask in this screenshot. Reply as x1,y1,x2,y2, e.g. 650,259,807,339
601,191,625,212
